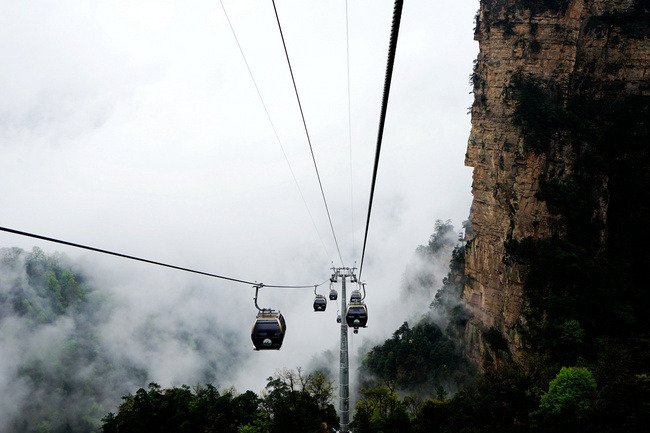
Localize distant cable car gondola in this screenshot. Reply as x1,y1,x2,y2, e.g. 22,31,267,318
329,288,338,300
313,294,327,312
251,285,286,350
346,302,368,334
350,290,361,303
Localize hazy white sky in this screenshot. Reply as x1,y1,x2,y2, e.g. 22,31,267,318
0,0,478,394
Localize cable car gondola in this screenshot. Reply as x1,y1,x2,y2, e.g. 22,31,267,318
314,294,327,311
329,288,338,300
350,290,361,303
346,302,368,333
251,310,286,350
251,285,286,350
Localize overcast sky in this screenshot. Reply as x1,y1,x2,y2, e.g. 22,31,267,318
0,0,478,394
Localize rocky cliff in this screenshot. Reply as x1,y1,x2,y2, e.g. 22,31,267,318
462,0,650,365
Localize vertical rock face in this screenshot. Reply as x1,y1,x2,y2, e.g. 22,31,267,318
462,0,649,364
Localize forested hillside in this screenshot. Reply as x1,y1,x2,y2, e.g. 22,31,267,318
358,221,473,395
0,247,245,432
1,247,106,432
352,214,649,432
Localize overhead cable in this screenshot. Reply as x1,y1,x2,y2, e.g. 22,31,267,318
345,0,356,261
358,0,404,280
0,226,327,289
219,0,331,262
270,0,346,267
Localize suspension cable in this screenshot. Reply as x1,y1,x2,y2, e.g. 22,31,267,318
0,226,327,289
358,0,404,280
219,0,331,262
270,0,345,268
345,0,355,261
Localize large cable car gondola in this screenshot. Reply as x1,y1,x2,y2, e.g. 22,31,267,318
251,285,286,350
346,302,368,333
347,283,368,333
252,310,286,350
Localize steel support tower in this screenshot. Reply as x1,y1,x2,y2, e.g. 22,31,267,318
333,267,356,433
340,272,349,432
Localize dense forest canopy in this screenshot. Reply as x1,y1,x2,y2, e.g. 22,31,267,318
101,369,338,433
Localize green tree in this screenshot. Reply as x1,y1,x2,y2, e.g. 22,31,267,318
305,370,334,412
415,220,457,257
362,321,466,389
537,367,597,429
59,269,84,307
46,271,64,314
262,369,338,433
413,399,450,433
351,385,412,433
